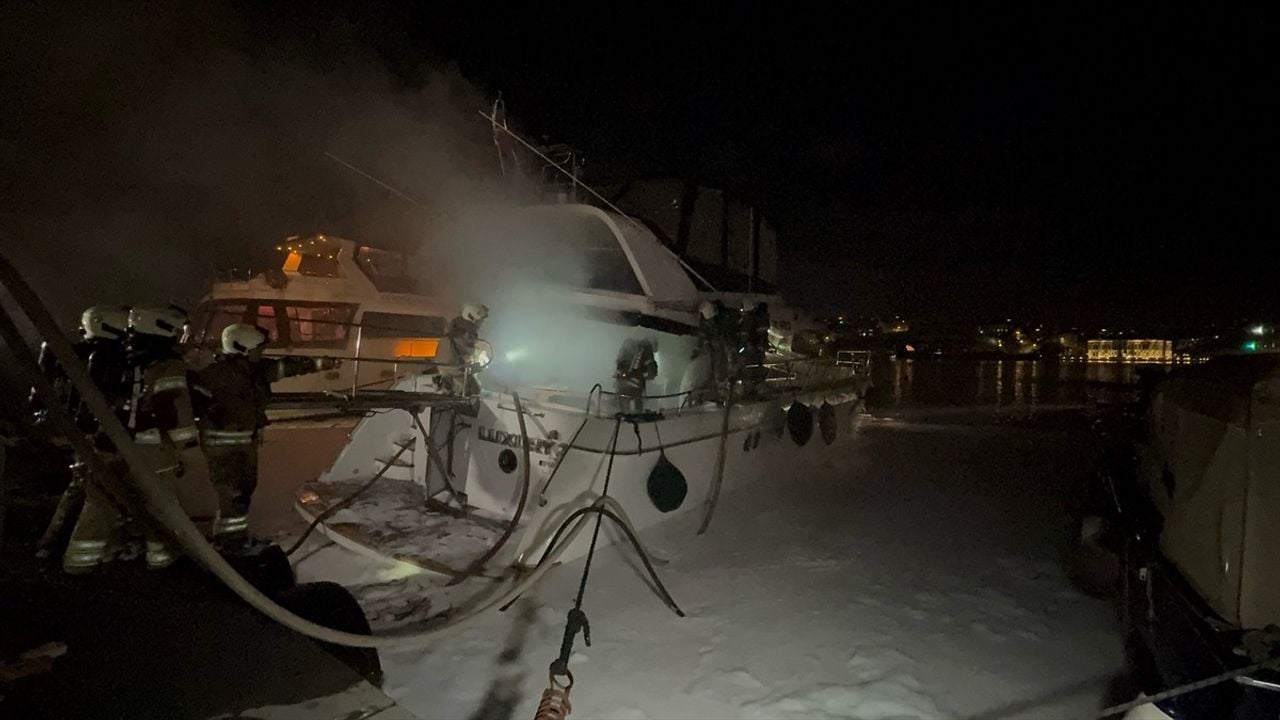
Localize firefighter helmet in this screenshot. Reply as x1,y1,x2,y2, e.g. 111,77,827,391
80,305,130,340
221,323,268,356
128,306,187,339
461,303,489,323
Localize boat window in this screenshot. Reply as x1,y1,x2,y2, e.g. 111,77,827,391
293,254,340,278
533,214,644,295
246,304,284,345
356,246,417,293
187,301,284,348
190,300,354,349
186,299,285,348
283,303,356,349
279,236,342,278
189,302,245,347
359,311,448,338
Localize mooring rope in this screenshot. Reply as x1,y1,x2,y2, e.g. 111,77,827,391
533,413,685,718
573,416,623,610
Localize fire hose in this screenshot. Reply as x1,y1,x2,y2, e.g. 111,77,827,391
0,250,611,650
284,438,415,557
449,387,533,585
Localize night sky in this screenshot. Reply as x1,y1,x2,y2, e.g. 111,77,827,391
2,4,1275,329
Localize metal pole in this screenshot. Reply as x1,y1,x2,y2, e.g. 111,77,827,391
324,152,425,207
0,435,8,554
351,324,363,395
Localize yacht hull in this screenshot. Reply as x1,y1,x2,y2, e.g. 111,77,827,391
296,377,869,573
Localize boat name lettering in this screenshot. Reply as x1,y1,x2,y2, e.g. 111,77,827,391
477,426,567,457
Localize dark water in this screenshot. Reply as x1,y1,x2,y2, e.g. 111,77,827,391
874,359,1153,410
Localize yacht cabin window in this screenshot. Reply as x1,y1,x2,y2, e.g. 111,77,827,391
359,312,448,338
532,214,644,295
355,246,417,293
189,300,356,350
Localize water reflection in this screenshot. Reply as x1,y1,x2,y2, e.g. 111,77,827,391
883,359,1152,409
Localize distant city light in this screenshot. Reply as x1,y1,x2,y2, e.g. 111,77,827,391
1244,340,1259,352
1250,324,1268,336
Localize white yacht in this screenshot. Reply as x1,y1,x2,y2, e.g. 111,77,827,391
296,199,872,575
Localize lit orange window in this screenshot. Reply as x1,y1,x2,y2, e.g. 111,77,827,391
393,338,440,358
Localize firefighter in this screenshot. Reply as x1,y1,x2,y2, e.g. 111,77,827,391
194,323,328,548
53,306,132,570
737,301,771,397
697,299,732,392
73,306,133,431
448,303,488,357
28,307,116,430
125,306,217,569
437,303,488,394
27,336,71,428
615,338,658,414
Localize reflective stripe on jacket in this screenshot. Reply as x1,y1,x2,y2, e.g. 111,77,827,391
202,429,256,446
135,425,198,445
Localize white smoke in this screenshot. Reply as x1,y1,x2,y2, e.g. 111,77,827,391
0,4,679,402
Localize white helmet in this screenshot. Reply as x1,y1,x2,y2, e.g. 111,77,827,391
128,306,187,339
461,303,489,323
80,305,130,341
221,323,267,356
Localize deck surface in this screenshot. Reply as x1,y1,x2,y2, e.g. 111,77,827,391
296,478,507,578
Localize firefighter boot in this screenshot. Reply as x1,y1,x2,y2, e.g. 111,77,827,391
208,442,256,549
62,489,119,574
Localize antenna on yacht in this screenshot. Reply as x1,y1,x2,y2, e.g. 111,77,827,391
490,96,521,178
479,109,719,292
324,152,425,207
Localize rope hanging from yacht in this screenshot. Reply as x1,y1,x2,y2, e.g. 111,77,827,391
697,384,735,534
538,384,603,507
536,417,621,718
535,414,687,719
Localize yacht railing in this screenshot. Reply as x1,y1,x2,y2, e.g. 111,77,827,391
189,313,451,349
511,351,874,419
836,349,873,372
264,352,481,421
742,351,871,395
